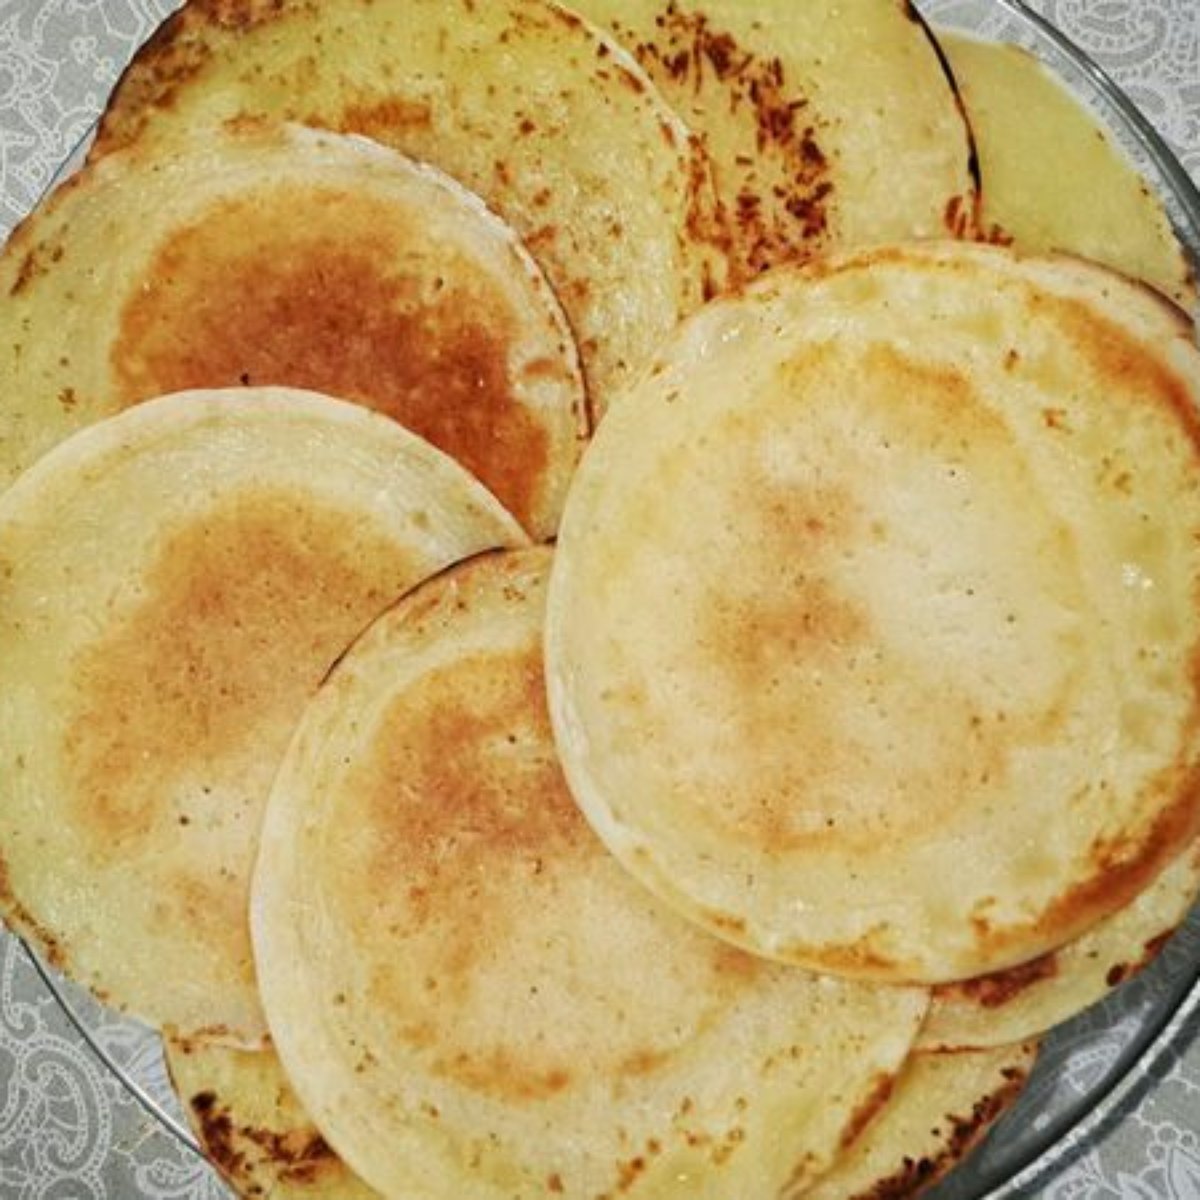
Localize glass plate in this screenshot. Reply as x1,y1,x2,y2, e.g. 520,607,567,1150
1,0,1198,1196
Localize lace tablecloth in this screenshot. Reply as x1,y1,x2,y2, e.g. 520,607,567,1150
0,1,1197,1196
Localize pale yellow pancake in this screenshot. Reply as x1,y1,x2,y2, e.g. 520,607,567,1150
0,389,523,1044
251,547,928,1198
0,121,585,538
546,241,1200,985
91,0,719,415
942,31,1194,309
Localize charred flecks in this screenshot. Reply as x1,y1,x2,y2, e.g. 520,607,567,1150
189,1088,338,1187
854,1066,1029,1200
92,9,214,157
950,950,1059,1009
839,1072,897,1150
943,194,975,239
1107,927,1176,987
8,241,64,297
189,1092,247,1178
0,852,67,969
633,2,833,276
1139,927,1176,968
195,0,290,30
982,222,1014,246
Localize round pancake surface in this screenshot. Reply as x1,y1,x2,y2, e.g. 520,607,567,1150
0,121,585,538
0,388,524,1044
91,0,718,415
570,0,977,281
546,241,1200,985
251,547,928,1198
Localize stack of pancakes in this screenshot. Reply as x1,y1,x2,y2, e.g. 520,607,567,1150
0,1,1197,1196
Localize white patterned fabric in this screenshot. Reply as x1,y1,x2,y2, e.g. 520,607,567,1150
0,0,1197,1196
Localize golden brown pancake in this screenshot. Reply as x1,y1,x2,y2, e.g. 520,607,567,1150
919,835,1200,1050
803,1042,1038,1200
166,1037,380,1199
0,388,524,1045
0,121,585,538
90,0,719,416
570,0,978,281
546,241,1200,985
941,31,1195,310
251,547,928,1197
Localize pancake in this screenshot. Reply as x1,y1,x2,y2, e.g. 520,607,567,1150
546,240,1200,985
0,120,585,538
570,0,978,281
90,0,718,416
941,32,1195,310
919,835,1200,1050
166,1037,379,1198
803,1041,1038,1200
250,546,928,1198
0,388,524,1045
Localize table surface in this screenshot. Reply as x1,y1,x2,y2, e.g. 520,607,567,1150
0,1,1198,1197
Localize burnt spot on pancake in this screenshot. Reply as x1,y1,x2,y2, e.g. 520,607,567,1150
978,220,1016,247
1105,927,1176,988
844,1059,1031,1200
62,487,414,850
611,2,832,278
197,0,310,30
188,1090,248,1182
0,849,68,971
8,239,65,297
839,1072,897,1150
112,185,551,531
942,193,976,239
95,0,332,156
92,8,213,154
936,950,1059,1010
187,1085,344,1194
